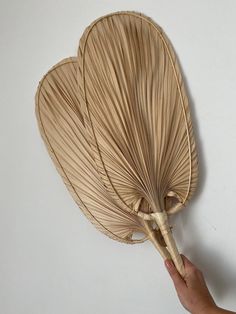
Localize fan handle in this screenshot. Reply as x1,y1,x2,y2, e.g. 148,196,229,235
138,211,185,277
152,211,185,277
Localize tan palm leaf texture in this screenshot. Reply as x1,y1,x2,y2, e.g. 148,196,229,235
35,11,198,277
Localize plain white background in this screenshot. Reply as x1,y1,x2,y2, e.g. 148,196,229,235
1,0,236,313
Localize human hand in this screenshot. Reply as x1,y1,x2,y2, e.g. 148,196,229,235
164,254,216,314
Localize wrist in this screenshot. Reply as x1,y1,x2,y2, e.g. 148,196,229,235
192,304,218,314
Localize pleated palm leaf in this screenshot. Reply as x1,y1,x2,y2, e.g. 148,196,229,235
35,57,171,256
77,11,198,276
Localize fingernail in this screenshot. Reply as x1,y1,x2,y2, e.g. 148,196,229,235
165,259,174,269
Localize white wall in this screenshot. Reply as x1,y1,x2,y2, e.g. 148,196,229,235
1,1,236,313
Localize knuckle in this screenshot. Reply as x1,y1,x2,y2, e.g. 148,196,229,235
190,265,198,272
190,266,203,277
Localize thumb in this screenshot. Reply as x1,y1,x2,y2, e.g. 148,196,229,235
165,259,186,291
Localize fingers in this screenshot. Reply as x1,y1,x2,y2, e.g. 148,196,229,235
180,255,205,285
181,254,196,268
164,259,186,291
181,254,202,275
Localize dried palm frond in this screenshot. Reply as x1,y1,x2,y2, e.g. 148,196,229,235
77,11,198,276
35,57,161,245
35,10,199,278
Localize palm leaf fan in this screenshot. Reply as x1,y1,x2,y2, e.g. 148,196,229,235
77,11,198,276
35,56,171,254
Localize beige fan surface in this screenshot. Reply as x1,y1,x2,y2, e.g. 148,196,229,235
35,10,198,277
77,11,198,276
35,57,152,244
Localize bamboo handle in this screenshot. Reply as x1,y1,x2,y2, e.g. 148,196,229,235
143,220,171,260
151,212,185,277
